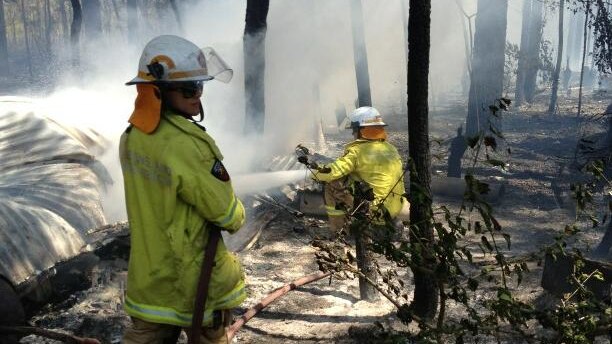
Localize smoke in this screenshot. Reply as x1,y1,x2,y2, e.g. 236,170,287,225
2,0,538,223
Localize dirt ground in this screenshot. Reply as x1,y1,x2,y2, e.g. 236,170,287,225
20,89,611,343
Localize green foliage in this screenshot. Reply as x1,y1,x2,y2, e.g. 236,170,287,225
311,98,610,342
539,39,556,85
569,0,612,74
504,42,520,91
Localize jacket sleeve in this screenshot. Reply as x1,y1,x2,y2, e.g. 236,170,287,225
169,136,245,233
313,147,358,182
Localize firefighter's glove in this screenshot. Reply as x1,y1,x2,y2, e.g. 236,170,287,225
316,165,331,173
297,155,309,165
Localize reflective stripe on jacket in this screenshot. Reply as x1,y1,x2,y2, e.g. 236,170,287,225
119,111,246,327
314,139,406,218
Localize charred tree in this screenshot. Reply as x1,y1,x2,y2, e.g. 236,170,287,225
243,0,269,135
515,0,543,105
0,0,8,76
594,219,612,257
350,0,372,107
82,0,102,41
168,0,184,34
348,0,377,302
44,0,52,56
408,0,438,320
19,0,33,78
549,0,566,114
59,0,69,42
110,0,121,22
69,0,82,67
578,1,591,118
447,0,508,176
127,0,138,45
523,0,543,103
591,0,612,74
515,0,532,106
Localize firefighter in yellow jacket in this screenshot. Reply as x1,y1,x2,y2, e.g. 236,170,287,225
120,35,245,344
310,106,410,231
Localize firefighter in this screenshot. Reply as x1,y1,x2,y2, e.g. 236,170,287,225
119,35,245,344
308,106,410,233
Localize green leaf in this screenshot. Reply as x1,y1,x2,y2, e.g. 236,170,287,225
467,278,478,291
476,181,491,195
484,136,497,150
474,221,483,234
515,266,524,286
481,236,493,252
502,233,511,249
498,289,513,302
492,217,502,231
466,134,480,148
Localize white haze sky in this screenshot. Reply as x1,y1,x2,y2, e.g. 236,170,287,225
1,0,573,222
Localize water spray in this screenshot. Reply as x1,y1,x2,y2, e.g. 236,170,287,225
232,169,309,196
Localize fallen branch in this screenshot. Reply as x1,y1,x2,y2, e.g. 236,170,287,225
227,271,332,340
0,326,100,344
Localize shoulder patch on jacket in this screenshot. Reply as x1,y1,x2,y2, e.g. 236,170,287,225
211,159,230,181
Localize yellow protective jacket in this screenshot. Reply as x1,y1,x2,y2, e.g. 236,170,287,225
314,139,406,218
119,111,246,327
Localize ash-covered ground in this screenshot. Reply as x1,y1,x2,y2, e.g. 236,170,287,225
20,90,611,343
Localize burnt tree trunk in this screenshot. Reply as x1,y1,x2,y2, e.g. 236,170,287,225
549,0,565,114
349,0,377,302
350,0,372,108
44,0,52,56
19,0,33,78
523,0,543,103
447,0,508,176
577,1,591,118
243,0,269,135
127,0,138,45
516,0,543,105
594,219,612,257
168,0,184,34
408,0,438,320
569,9,586,67
515,0,532,106
0,0,8,76
354,222,378,301
69,0,82,67
59,0,69,42
82,0,102,41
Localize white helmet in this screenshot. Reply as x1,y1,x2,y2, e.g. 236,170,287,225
346,106,387,129
126,35,233,85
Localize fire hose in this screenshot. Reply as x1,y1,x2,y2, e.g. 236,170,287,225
227,270,332,340
0,271,331,343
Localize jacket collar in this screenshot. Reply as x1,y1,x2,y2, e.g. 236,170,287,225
162,111,224,160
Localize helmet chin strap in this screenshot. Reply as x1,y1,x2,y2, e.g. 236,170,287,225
160,89,205,122
194,102,205,122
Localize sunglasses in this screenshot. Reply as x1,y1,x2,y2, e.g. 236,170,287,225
167,81,204,99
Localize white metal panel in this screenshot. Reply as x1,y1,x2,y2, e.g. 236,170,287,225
0,100,107,287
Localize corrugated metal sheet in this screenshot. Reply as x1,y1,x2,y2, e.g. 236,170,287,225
0,101,107,288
